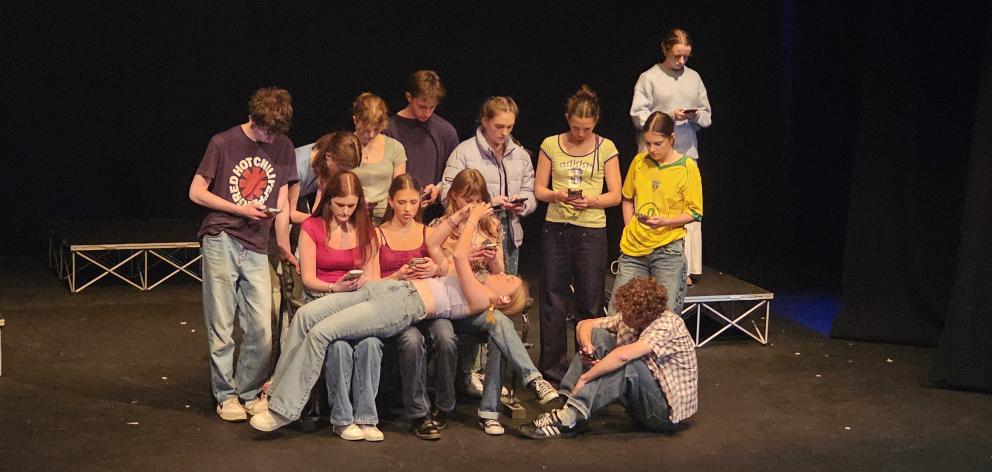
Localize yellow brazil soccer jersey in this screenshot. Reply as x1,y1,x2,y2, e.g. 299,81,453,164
540,135,619,229
619,153,703,257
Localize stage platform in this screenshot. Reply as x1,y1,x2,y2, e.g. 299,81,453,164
49,219,202,293
607,266,774,347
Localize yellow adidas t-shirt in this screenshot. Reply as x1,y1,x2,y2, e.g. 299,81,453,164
619,153,703,257
540,135,619,228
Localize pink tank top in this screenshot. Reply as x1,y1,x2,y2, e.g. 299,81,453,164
377,225,430,277
301,217,361,284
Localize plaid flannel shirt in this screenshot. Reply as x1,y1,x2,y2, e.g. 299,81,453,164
598,311,698,422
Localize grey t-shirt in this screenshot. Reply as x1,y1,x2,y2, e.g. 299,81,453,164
196,125,297,253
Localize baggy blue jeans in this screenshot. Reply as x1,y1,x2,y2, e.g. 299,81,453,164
609,239,687,315
200,231,272,403
325,338,383,426
268,280,426,421
453,310,540,420
560,329,677,431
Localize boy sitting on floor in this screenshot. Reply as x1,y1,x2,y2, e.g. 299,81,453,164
520,276,698,439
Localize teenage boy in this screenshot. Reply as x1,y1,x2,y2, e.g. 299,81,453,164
188,87,298,422
520,277,698,439
384,69,459,222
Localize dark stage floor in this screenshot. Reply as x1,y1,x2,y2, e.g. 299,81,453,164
1,255,990,471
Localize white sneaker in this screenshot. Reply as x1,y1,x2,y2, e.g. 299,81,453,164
332,423,365,441
479,418,505,435
249,409,292,432
360,424,384,442
244,396,268,416
459,372,485,398
528,378,560,405
216,396,247,422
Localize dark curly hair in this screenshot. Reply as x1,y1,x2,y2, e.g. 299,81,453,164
612,277,668,331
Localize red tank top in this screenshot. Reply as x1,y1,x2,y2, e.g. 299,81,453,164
377,225,429,277
301,217,361,283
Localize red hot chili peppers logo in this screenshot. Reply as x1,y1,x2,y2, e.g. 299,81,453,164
228,156,276,205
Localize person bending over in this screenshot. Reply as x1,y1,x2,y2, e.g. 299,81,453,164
290,132,361,225
520,276,698,439
251,203,558,432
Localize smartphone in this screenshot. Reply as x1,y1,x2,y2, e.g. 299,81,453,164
567,188,583,199
264,207,282,215
340,269,363,282
481,242,498,250
682,108,698,113
635,212,650,221
491,203,506,211
420,190,432,201
508,197,527,205
407,257,428,267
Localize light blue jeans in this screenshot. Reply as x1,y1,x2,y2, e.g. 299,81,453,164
610,239,687,315
325,338,383,426
453,310,541,420
201,232,272,403
560,329,676,431
268,280,426,421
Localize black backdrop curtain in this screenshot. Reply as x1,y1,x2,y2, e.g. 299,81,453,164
928,10,992,392
832,2,989,346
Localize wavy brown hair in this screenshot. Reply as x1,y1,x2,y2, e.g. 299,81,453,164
248,87,293,135
313,171,378,267
312,132,362,191
612,277,668,331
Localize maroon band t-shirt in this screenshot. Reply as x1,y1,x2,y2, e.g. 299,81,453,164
196,125,298,253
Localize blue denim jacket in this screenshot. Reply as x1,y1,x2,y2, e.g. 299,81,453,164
439,128,536,247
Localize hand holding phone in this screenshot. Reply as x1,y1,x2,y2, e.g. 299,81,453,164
340,269,364,282
481,241,498,250
264,207,282,215
407,257,428,267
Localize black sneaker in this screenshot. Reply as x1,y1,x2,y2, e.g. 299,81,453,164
410,415,441,440
429,407,448,430
519,410,577,440
528,378,560,405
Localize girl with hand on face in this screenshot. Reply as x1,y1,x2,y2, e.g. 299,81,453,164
630,28,711,283
534,85,622,386
431,169,506,417
611,111,702,317
440,97,536,275
433,169,506,278
298,170,379,300
351,92,407,225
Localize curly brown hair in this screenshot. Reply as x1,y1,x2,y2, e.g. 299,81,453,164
612,277,668,330
248,87,293,135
